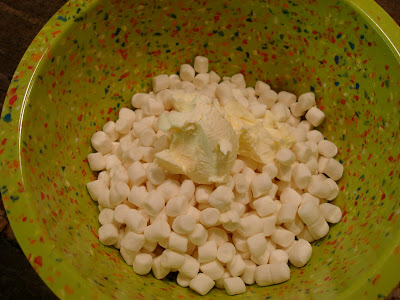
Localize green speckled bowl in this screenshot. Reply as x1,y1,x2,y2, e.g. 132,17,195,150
1,0,399,299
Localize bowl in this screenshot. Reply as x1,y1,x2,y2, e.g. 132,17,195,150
1,0,400,299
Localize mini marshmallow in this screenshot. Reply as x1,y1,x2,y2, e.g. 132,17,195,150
286,114,301,127
220,209,241,232
277,91,297,107
308,215,329,240
152,255,170,279
239,251,251,260
280,188,302,206
115,118,132,135
195,185,213,203
97,190,112,208
127,161,146,186
293,142,313,163
231,73,246,89
290,102,305,117
320,203,342,223
152,74,169,93
318,140,338,158
88,153,106,171
154,134,171,153
276,149,296,166
262,215,277,236
232,232,249,252
298,199,320,226
193,73,210,90
231,159,245,174
217,242,236,264
301,192,320,206
200,259,225,280
305,140,318,159
160,249,185,269
180,64,195,82
224,277,246,295
215,270,231,289
142,239,157,252
216,83,233,104
250,173,272,198
207,227,228,248
139,128,156,147
208,186,234,211
247,233,268,257
325,178,339,200
99,208,118,226
103,121,119,141
150,207,168,224
98,171,111,187
189,224,208,245
143,98,164,116
165,195,187,217
144,221,171,243
296,227,315,243
179,179,196,200
98,224,119,245
128,186,148,209
321,158,343,181
105,155,122,171
113,204,130,224
121,231,145,252
133,253,153,275
237,215,263,237
278,202,298,223
248,102,267,118
143,190,165,216
258,90,278,109
208,71,221,84
186,206,201,222
277,163,292,182
292,163,312,189
271,227,295,248
194,56,209,74
305,107,325,127
298,92,316,111
177,254,200,279
177,272,191,287
307,175,330,198
198,240,218,263
169,74,181,89
91,131,113,154
288,238,312,267
227,254,246,277
271,102,290,122
269,249,289,264
291,127,308,143
133,121,148,136
87,180,108,201
109,182,130,206
307,130,324,143
233,173,250,194
199,208,220,227
168,232,188,252
172,215,196,234
145,163,166,185
250,248,270,265
156,179,180,199
241,260,257,285
131,93,150,109
255,81,270,96
284,215,305,236
262,162,278,178
189,273,215,296
120,247,138,265
297,120,314,132
305,157,318,174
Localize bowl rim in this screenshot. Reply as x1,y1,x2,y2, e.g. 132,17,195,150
0,0,399,299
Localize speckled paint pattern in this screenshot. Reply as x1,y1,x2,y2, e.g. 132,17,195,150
0,0,399,299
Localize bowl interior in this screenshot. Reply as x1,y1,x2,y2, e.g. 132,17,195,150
5,0,400,299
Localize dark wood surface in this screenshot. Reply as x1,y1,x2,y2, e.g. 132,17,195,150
0,0,399,299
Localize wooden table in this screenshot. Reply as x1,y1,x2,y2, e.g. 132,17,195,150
0,0,399,299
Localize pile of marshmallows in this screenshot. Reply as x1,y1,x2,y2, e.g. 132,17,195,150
87,57,343,296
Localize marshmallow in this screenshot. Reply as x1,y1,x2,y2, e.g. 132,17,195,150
145,163,166,185
115,118,132,135
209,71,221,84
308,215,329,240
271,102,290,122
227,254,246,277
284,215,304,236
105,155,122,171
220,209,240,232
217,242,236,264
87,180,108,202
286,114,301,127
97,190,112,208
300,193,319,206
152,255,170,279
325,178,339,200
276,149,296,166
296,227,315,243
234,190,251,205
262,215,277,236
293,142,313,163
110,166,129,185
194,56,209,74
298,199,320,226
186,206,201,222
232,232,249,252
231,73,246,89
99,208,118,226
241,260,257,285
195,185,213,203
193,73,210,90
321,158,343,181
168,232,188,252
207,227,228,247
128,186,148,209
307,175,330,198
258,90,278,109
200,259,225,280
250,247,271,265
280,188,301,206
237,214,263,237
172,215,196,234
127,161,146,186
278,202,298,223
291,127,308,143
307,130,324,144
208,186,234,211
247,233,268,257
98,171,111,187
98,224,119,246
255,81,270,96
120,247,138,265
180,64,195,81
177,254,200,279
133,121,148,136
230,202,246,217
305,140,318,159
239,251,251,260
131,93,149,109
288,238,312,267
262,162,278,179
156,89,173,111
248,102,267,118
215,270,231,289
152,74,169,93
142,239,157,252
189,273,215,296
143,98,164,116
169,74,181,89
143,190,165,216
318,140,338,158
154,134,171,152
160,249,185,268
250,173,272,198
233,173,250,194
156,179,180,199
133,253,153,275
255,263,290,286
277,91,297,107
198,240,218,263
298,92,316,111
269,249,289,264
113,204,130,224
290,102,305,117
109,181,130,206
189,224,208,246
215,175,234,190
277,163,292,182
177,272,191,287
139,128,156,147
305,107,325,127
121,231,145,252
103,121,119,141
165,195,187,217
292,163,312,189
179,179,195,200
200,208,220,227
224,277,246,295
297,120,314,132
271,227,295,248
231,159,245,174
88,153,106,171
305,157,318,174
252,196,276,218
124,147,144,164
320,203,342,223
150,208,167,224
242,167,256,185
144,221,171,243
91,131,113,154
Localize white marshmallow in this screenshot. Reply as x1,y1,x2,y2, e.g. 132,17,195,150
305,157,318,174
120,247,138,265
142,239,157,252
113,204,130,224
320,203,342,223
103,121,119,141
217,242,236,264
194,56,209,74
293,142,312,163
121,231,145,252
215,270,231,289
307,175,330,198
241,260,257,285
220,209,240,232
290,102,305,117
91,131,113,154
87,180,108,201
172,215,196,234
321,158,343,181
145,163,166,186
156,179,180,200
199,208,220,227
152,74,169,93
284,215,305,236
177,272,191,287
195,185,213,203
97,190,112,208
133,253,153,275
216,83,233,104
271,102,290,122
233,173,250,194
193,73,210,90
223,277,246,295
88,153,106,171
109,182,130,206
298,92,316,111
297,120,313,132
139,128,156,147
278,202,298,223
207,227,228,248
160,249,185,268
250,248,270,265
189,224,208,245
180,64,195,82
277,91,296,107
258,90,278,109
152,255,170,279
105,155,121,171
305,140,318,158
262,162,278,178
247,233,268,257
176,254,200,279
99,208,118,226
288,238,312,267
131,93,150,109
231,73,246,89
144,221,171,243
271,227,295,248
262,215,277,236
305,107,325,127
286,114,301,127
307,130,324,143
276,149,296,166
209,71,221,84
269,249,289,264
154,134,171,152
291,127,307,143
296,227,315,243
189,273,215,296
255,81,270,96
168,232,188,252
143,190,165,216
292,163,312,189
198,240,218,263
298,199,320,226
127,161,146,186
149,207,168,224
239,251,251,260
232,232,249,252
277,163,292,182
165,195,187,217
301,192,320,206
208,186,234,211
200,259,225,280
250,173,272,198
237,215,263,237
248,102,267,118
98,223,119,245
143,98,164,116
115,118,132,134
231,159,245,174
308,215,329,240
98,171,111,187
280,188,301,206
255,263,290,286
325,178,339,200
168,74,181,89
179,179,195,200
128,186,148,209
186,206,200,222
227,254,246,277
318,140,338,158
